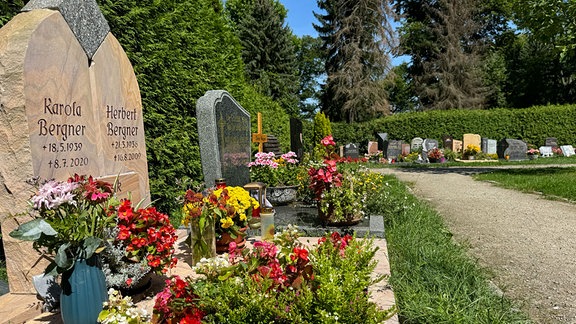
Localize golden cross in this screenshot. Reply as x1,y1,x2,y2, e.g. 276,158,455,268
251,112,268,152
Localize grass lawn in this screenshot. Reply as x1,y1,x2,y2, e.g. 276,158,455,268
375,174,530,323
474,167,576,202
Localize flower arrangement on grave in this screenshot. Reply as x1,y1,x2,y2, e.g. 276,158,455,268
526,148,540,156
182,186,259,254
308,135,368,225
247,151,300,187
101,200,178,290
9,175,117,275
553,146,563,156
152,228,395,323
463,144,481,158
427,148,444,161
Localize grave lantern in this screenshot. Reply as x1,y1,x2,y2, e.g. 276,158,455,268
243,182,266,229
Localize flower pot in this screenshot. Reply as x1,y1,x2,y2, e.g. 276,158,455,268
60,256,108,324
117,271,153,297
467,155,476,160
190,219,216,265
428,157,438,163
266,185,298,206
216,226,247,254
317,202,362,227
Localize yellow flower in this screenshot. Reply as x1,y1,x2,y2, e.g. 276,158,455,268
220,217,234,228
239,212,247,222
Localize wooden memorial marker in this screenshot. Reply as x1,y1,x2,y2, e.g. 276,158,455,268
251,112,268,152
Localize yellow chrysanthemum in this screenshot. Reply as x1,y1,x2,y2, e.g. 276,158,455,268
220,217,234,229
239,212,247,222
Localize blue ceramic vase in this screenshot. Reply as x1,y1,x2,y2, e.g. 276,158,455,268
60,256,108,323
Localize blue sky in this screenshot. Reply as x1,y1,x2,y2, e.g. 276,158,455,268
280,0,319,37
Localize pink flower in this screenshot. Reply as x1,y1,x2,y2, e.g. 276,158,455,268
321,135,335,147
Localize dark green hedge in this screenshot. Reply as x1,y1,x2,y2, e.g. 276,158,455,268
332,105,576,149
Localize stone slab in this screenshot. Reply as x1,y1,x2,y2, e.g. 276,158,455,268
344,143,360,158
561,145,575,157
272,205,385,238
463,134,481,151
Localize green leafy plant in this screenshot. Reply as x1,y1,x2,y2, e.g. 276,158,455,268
153,229,395,323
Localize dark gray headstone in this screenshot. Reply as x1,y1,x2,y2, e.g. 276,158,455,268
290,118,303,161
22,0,110,61
442,135,453,150
497,139,527,161
376,133,388,151
263,135,282,157
411,137,423,152
197,90,251,188
545,137,558,148
344,143,360,158
386,140,403,159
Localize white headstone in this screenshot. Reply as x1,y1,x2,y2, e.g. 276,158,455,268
561,145,575,157
539,146,553,157
411,137,423,152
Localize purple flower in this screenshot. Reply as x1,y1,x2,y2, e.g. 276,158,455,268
31,180,78,210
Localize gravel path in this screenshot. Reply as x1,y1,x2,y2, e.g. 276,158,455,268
378,166,576,324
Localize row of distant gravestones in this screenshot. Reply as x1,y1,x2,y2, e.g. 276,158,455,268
342,133,576,162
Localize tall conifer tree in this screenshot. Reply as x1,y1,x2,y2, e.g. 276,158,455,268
227,0,300,116
314,0,396,123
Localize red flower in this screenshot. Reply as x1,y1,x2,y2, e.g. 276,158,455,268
117,225,131,240
125,278,133,286
292,247,309,262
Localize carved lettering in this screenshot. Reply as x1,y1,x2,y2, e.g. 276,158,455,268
106,122,138,140
38,119,86,141
43,97,81,116
106,105,137,120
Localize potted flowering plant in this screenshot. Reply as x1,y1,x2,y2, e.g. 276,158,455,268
308,135,364,225
182,189,217,265
527,147,540,159
247,151,300,205
9,175,117,323
427,148,444,163
101,199,178,291
9,175,116,275
182,186,259,254
463,144,480,160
